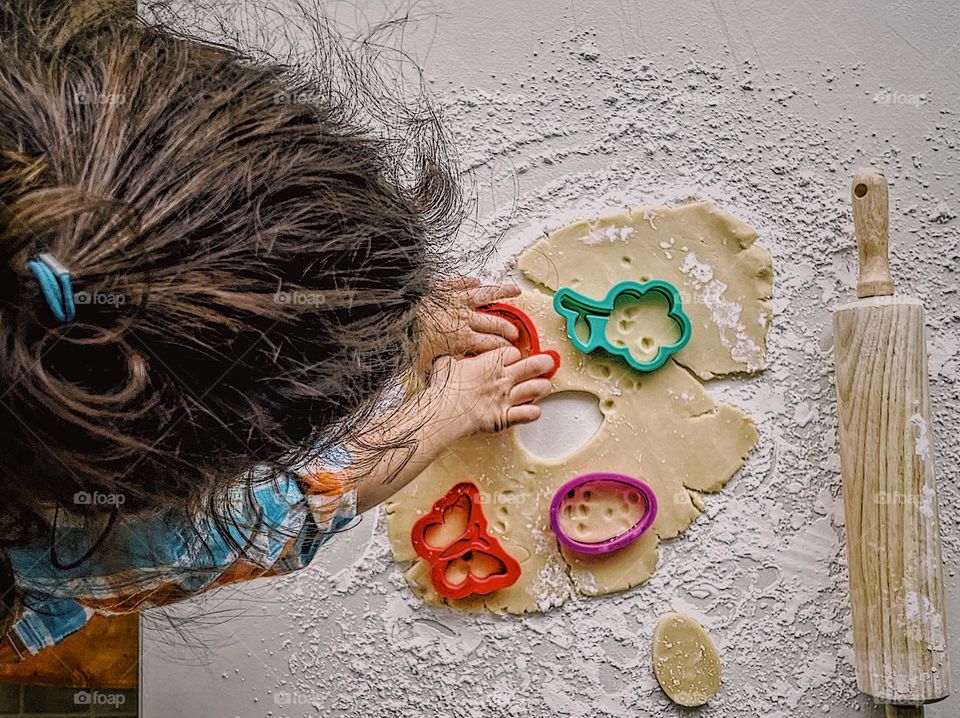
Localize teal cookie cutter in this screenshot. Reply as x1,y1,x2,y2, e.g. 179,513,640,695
552,280,692,372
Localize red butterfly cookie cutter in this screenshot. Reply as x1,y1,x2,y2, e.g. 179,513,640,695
477,302,560,378
410,482,521,600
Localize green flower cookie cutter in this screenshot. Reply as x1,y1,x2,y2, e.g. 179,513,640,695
553,280,692,372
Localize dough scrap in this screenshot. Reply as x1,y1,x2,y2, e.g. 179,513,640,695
385,202,772,613
652,612,722,707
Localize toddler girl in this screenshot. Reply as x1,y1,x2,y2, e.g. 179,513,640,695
0,3,553,657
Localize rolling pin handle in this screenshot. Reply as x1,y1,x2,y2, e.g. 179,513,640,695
851,167,895,298
885,704,924,718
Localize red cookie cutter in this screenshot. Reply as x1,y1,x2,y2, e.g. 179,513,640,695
478,302,560,379
410,482,521,599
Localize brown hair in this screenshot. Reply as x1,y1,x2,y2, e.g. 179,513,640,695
0,2,459,636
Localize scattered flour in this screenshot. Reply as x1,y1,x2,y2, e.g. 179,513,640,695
677,252,765,371
920,484,937,520
909,413,932,462
794,401,820,428
679,251,714,283
904,592,947,651
582,225,635,245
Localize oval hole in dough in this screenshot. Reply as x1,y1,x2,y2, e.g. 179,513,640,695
514,391,603,461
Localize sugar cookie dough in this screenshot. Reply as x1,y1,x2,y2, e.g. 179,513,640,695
652,612,722,707
385,202,773,613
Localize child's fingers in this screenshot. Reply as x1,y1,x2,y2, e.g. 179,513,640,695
443,276,481,291
468,332,514,353
506,353,556,381
469,311,520,341
509,378,552,405
507,404,542,426
468,283,521,307
492,345,523,367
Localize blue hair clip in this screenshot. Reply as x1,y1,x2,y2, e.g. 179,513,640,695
26,253,76,323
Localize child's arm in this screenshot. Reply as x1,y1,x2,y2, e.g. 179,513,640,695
4,294,551,654
346,346,555,511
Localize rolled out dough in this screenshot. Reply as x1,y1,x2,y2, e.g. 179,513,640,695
385,202,773,613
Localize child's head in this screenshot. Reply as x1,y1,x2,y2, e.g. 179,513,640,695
0,5,458,530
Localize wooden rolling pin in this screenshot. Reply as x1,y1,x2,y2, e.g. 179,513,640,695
833,168,951,716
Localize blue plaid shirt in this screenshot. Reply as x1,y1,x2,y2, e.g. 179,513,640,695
6,447,357,655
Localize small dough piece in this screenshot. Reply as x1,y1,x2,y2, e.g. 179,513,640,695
652,612,722,707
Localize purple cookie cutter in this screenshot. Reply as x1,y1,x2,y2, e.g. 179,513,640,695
549,472,658,555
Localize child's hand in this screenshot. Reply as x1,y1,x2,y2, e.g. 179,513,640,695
352,346,554,511
428,347,554,434
416,278,522,373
